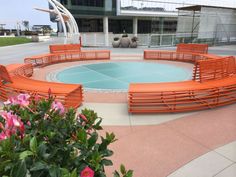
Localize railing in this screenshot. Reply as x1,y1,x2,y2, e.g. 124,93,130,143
80,31,236,47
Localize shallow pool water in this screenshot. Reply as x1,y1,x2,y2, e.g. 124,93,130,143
56,62,192,90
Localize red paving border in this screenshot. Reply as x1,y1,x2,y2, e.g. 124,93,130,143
103,104,236,177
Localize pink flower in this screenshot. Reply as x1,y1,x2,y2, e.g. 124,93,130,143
80,167,94,177
2,112,21,128
17,94,30,107
0,132,8,140
0,122,4,130
3,94,30,107
0,111,25,139
19,122,25,134
27,121,31,126
34,94,40,102
51,101,65,115
43,114,49,120
79,114,88,122
4,96,18,105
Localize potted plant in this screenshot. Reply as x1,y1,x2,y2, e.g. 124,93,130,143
0,93,133,177
112,37,120,48
130,36,138,48
120,34,130,48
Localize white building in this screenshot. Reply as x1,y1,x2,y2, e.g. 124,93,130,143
55,0,236,46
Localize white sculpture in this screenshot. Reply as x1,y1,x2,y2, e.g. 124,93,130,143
35,0,80,44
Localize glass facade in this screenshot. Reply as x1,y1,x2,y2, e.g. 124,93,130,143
61,0,116,16
109,19,133,33
164,21,177,33
76,19,103,32
138,20,152,33
71,0,104,7
55,0,178,34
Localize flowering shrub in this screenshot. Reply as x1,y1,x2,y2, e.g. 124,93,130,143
0,94,133,177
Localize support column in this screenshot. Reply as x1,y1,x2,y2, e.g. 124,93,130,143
133,17,138,36
67,0,72,9
159,17,164,34
103,16,109,46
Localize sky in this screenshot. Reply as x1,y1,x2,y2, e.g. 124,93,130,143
0,0,236,30
0,0,57,30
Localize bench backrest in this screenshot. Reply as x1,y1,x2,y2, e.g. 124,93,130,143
193,56,236,82
0,65,13,84
7,64,34,77
49,44,81,53
177,43,208,54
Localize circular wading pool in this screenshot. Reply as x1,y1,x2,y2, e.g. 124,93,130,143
56,62,192,90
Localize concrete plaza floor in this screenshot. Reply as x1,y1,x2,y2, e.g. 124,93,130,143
0,38,236,177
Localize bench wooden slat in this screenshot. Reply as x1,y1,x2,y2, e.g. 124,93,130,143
0,64,83,109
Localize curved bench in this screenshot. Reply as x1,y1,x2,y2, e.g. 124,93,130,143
0,64,83,109
144,43,219,63
129,55,236,113
129,77,236,113
24,44,110,67
1,44,111,109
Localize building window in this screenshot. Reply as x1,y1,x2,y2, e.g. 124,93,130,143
112,0,116,8
60,0,68,5
109,19,133,34
71,0,104,7
138,20,152,34
164,21,177,33
76,18,103,32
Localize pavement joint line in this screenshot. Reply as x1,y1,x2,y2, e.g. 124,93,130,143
128,111,132,128
162,121,219,153
213,148,236,163
212,162,236,177
163,124,236,172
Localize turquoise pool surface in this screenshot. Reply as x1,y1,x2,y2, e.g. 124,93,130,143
56,62,192,90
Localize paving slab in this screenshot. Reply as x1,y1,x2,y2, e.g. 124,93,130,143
214,164,236,177
165,104,236,149
77,103,131,126
104,124,209,177
130,112,196,126
215,141,236,162
167,151,233,177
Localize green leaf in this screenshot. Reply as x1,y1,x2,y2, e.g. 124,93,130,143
60,168,70,177
113,171,120,177
93,118,103,130
98,172,106,177
120,164,126,175
106,132,117,144
88,132,98,148
37,143,50,160
11,160,27,177
101,159,113,166
77,129,87,144
101,149,113,157
125,170,133,177
19,150,34,160
49,165,61,177
30,137,38,153
30,162,48,171
70,168,77,177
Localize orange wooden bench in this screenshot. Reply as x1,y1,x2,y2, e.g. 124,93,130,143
176,43,208,54
0,64,83,109
128,56,236,113
25,44,110,66
144,43,214,63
